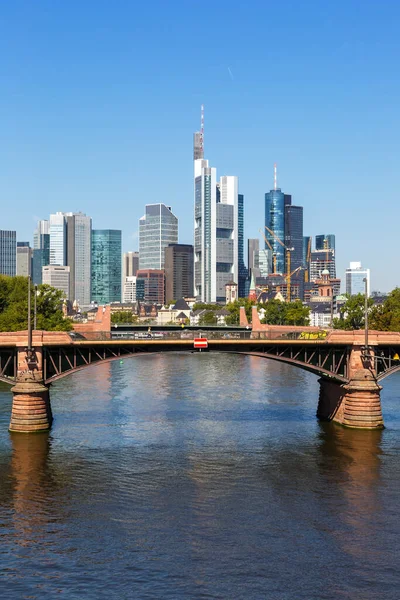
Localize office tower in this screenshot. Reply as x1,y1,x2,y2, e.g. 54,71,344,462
123,251,139,279
346,262,370,296
139,204,178,270
238,193,248,298
42,265,70,298
284,205,303,273
303,236,311,265
310,249,336,281
16,242,32,277
136,269,165,304
0,230,16,276
315,234,335,253
49,212,67,266
193,104,204,161
33,220,49,249
248,239,259,274
65,213,92,306
264,165,286,274
123,276,137,303
91,230,122,304
255,249,272,277
164,244,194,302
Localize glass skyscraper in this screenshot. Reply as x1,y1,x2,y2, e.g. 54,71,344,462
91,230,122,304
237,194,248,297
284,205,303,272
0,230,16,276
265,188,285,274
139,204,178,270
316,234,335,253
346,262,370,296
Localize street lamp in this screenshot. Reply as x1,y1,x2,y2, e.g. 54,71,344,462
27,275,32,351
363,277,368,357
34,284,38,330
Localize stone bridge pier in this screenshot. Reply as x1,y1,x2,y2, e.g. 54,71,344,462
10,344,52,433
317,345,383,429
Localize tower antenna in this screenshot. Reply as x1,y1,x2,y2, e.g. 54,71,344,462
274,163,277,190
200,104,204,155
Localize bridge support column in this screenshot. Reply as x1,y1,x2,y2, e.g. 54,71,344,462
9,375,52,433
318,369,383,429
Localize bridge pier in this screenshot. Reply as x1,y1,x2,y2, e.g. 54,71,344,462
317,369,383,429
9,374,52,433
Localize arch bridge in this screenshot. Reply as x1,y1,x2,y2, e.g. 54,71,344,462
0,329,399,433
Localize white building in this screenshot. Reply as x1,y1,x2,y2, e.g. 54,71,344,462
123,276,137,303
346,262,370,296
255,249,272,277
49,212,67,266
33,220,49,249
194,159,239,302
16,243,32,276
139,205,178,270
42,265,70,299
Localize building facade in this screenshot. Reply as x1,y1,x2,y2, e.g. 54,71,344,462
49,212,67,266
315,234,335,252
139,204,178,270
346,262,370,296
136,269,165,304
310,249,336,282
33,220,49,249
237,193,248,298
91,230,122,304
0,230,16,276
66,213,92,306
123,251,139,279
123,276,137,303
16,242,32,276
247,238,259,277
42,265,70,298
164,244,194,302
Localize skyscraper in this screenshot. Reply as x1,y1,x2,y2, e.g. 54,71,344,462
265,165,286,274
123,251,139,279
310,249,336,281
238,193,248,298
139,204,178,270
16,242,32,276
33,220,50,285
0,230,16,276
164,244,194,301
247,239,259,275
49,212,67,266
136,269,165,304
316,234,335,252
284,205,303,273
91,230,122,304
346,262,370,296
33,220,49,249
42,265,70,298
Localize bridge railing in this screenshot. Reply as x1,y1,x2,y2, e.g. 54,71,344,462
68,329,329,342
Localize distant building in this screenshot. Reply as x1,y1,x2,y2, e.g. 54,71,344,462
310,249,336,282
139,204,178,270
32,221,50,285
33,220,49,249
225,281,238,304
16,242,32,276
42,265,70,298
136,269,165,304
247,238,259,278
346,262,370,296
164,244,194,302
0,230,16,276
91,230,122,304
238,193,248,298
285,205,303,273
255,249,272,277
123,251,139,279
315,234,335,253
123,276,137,303
49,212,67,266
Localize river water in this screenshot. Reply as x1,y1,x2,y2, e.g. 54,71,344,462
0,353,399,599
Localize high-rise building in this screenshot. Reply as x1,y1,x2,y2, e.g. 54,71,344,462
33,220,49,249
65,213,92,306
284,205,303,273
49,212,91,305
91,230,122,304
248,239,259,275
265,165,286,274
0,230,16,276
315,234,335,253
42,265,70,298
49,212,67,266
164,244,194,302
136,269,165,304
310,249,336,281
238,194,248,298
16,242,32,276
346,262,370,296
139,204,178,270
255,249,272,277
123,251,139,279
123,276,137,303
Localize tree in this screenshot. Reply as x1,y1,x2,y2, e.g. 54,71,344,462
225,299,256,325
111,311,138,324
369,288,400,331
332,293,374,330
198,310,218,325
284,301,310,326
0,276,72,332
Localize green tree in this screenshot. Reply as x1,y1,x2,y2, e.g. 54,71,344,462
284,301,310,326
369,288,400,331
332,293,374,330
225,299,256,325
198,310,218,325
111,311,138,324
0,276,72,332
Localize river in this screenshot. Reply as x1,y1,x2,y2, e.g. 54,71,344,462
0,353,399,599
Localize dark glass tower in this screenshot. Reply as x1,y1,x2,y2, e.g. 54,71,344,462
91,230,122,304
238,194,248,297
284,205,303,272
316,234,335,252
265,188,285,274
32,233,50,285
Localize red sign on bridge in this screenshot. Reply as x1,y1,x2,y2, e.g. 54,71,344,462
193,338,208,349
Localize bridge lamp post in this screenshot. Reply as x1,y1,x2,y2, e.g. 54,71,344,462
34,284,38,330
363,277,368,357
27,275,32,351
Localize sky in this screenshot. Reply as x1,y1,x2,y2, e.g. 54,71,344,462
1,0,399,292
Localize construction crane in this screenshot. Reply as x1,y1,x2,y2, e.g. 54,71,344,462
264,226,295,302
304,237,311,283
258,228,277,274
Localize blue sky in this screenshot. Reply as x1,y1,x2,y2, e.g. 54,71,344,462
1,0,399,291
